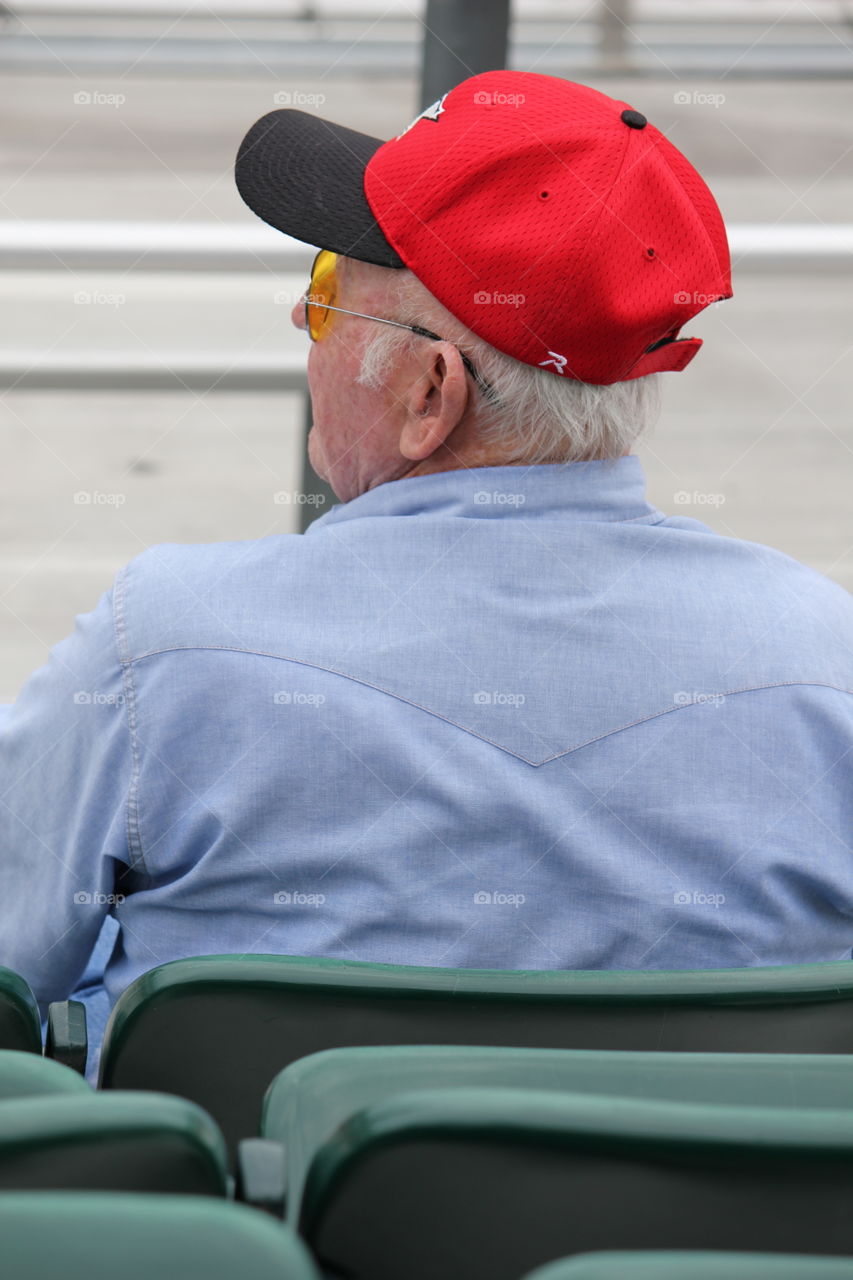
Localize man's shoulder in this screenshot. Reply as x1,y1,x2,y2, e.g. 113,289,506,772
114,534,310,656
121,533,299,578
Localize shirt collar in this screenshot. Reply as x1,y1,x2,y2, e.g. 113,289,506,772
308,456,663,530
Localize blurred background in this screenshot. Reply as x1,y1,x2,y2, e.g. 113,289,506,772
0,0,851,702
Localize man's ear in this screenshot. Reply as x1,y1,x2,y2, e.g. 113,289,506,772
398,341,470,463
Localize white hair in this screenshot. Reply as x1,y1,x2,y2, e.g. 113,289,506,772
355,270,661,465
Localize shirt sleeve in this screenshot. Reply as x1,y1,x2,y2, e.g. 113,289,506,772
0,583,133,1016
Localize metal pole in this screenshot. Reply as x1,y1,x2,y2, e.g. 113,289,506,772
598,0,631,73
299,389,337,532
419,0,511,112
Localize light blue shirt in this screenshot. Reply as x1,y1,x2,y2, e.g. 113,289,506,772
2,456,852,1052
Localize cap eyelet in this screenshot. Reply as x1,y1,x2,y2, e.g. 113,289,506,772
645,247,656,259
621,109,648,130
538,190,551,200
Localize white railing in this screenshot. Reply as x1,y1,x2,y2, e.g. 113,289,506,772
1,221,850,389
0,221,312,272
2,221,851,273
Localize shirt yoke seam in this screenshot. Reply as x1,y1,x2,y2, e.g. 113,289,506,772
127,645,853,767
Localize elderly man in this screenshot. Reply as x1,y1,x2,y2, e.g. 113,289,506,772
1,72,852,1060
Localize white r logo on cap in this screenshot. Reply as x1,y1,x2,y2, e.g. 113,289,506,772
397,94,448,138
539,351,568,374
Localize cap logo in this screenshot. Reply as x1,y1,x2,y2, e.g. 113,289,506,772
539,351,568,374
397,93,448,138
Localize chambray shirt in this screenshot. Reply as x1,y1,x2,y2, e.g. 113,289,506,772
2,456,853,1060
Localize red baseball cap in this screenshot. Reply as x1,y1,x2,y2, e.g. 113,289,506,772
236,71,731,385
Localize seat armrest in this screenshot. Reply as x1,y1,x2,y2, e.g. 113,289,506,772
236,1138,286,1217
45,1000,88,1074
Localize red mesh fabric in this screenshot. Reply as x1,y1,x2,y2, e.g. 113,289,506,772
364,72,731,385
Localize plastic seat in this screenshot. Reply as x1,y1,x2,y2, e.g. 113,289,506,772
0,967,41,1053
0,1049,92,1100
523,1254,853,1280
98,953,853,1157
259,1043,853,1221
0,1091,227,1194
0,1192,320,1280
270,1085,853,1280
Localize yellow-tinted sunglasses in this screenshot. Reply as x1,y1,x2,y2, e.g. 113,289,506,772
304,249,497,403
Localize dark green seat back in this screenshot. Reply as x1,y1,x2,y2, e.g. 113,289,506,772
0,1049,92,1100
100,954,853,1158
261,1044,853,1217
0,1192,320,1280
0,968,41,1053
524,1254,853,1280
0,1092,227,1195
295,1086,853,1280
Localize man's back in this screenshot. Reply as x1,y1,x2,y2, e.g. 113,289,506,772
2,456,851,1013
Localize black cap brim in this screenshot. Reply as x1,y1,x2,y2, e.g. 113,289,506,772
235,109,405,269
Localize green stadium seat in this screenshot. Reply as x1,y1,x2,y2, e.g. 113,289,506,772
523,1254,853,1280
0,967,41,1053
259,1043,853,1219
0,1049,92,1099
0,1091,227,1194
268,1085,853,1280
0,1192,320,1280
99,953,853,1158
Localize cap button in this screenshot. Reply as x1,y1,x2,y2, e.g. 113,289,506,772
621,109,647,130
